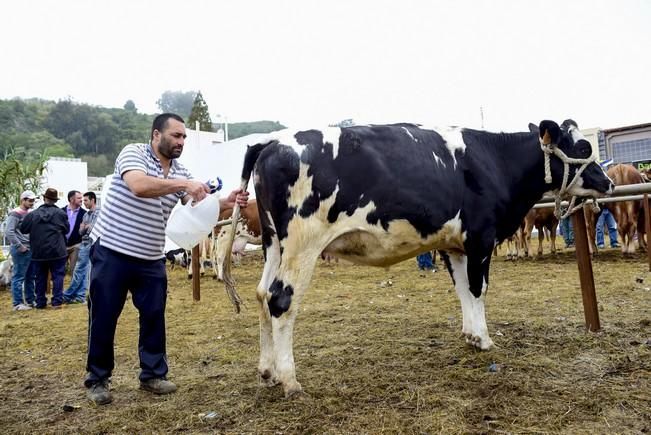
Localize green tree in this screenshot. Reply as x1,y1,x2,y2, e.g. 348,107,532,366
156,90,196,119
187,91,214,132
0,148,47,220
123,100,137,112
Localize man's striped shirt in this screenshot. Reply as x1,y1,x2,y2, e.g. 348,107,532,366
90,143,192,260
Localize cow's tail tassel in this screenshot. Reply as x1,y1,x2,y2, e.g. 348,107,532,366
222,179,249,314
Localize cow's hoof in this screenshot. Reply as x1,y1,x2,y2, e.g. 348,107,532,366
259,369,280,387
464,333,494,350
283,382,304,399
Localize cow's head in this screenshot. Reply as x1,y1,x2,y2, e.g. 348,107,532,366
536,119,614,198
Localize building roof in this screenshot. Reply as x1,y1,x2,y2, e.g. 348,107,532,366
602,122,651,134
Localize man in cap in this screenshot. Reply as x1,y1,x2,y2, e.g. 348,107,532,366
5,190,37,310
19,188,69,309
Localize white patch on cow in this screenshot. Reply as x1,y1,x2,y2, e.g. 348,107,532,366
447,253,493,350
418,125,466,169
321,127,341,160
567,124,586,144
401,126,416,142
432,151,446,168
287,162,315,209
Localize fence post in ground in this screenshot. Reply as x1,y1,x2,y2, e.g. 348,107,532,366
192,245,200,301
571,208,601,332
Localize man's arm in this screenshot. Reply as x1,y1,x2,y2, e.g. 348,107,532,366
18,213,32,235
5,214,26,251
122,170,209,200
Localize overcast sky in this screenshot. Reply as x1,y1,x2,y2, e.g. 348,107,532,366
2,0,649,132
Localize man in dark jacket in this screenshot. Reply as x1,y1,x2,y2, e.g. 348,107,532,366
19,188,69,309
62,190,86,273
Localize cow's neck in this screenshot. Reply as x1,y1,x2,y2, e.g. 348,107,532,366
491,133,559,238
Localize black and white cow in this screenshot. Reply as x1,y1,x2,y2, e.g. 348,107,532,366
222,120,613,397
165,248,188,269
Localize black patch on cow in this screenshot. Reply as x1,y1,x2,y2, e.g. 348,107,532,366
295,130,339,218
254,143,300,246
269,278,294,317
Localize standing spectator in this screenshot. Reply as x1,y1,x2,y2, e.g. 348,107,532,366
84,113,249,405
559,216,574,248
19,188,69,309
6,190,37,311
63,191,99,304
62,190,86,273
416,251,437,272
596,208,620,249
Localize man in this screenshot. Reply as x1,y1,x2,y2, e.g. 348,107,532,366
62,190,86,273
85,113,249,405
63,191,99,304
19,188,69,309
5,190,37,310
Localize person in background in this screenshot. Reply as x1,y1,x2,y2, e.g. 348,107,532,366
559,216,574,249
596,208,620,249
5,190,37,311
19,188,69,309
62,190,86,273
63,191,99,304
84,113,249,406
416,251,437,272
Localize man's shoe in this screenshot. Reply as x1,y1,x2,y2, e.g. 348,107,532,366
611,243,621,248
597,244,605,249
87,381,112,405
140,378,177,395
12,303,32,311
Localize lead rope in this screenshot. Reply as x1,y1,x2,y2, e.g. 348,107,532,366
540,141,600,219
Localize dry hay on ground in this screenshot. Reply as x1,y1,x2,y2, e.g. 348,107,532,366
0,247,649,434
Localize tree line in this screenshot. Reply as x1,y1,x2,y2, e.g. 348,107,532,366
0,92,285,177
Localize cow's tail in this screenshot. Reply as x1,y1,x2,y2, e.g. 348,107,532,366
223,142,272,313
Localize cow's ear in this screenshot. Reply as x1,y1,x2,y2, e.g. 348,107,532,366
538,120,561,145
528,123,539,133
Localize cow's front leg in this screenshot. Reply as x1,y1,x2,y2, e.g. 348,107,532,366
446,252,494,350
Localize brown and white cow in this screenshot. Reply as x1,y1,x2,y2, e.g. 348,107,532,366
213,199,261,280
522,208,559,257
223,121,613,397
606,164,644,255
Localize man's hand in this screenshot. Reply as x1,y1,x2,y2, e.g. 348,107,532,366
223,189,250,209
18,245,28,253
185,180,211,202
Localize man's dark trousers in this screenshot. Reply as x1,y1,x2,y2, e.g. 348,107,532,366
85,242,168,387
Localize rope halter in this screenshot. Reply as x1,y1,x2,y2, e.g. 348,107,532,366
539,126,600,220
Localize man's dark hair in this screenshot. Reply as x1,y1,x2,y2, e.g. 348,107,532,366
83,191,97,202
151,113,185,141
67,190,80,201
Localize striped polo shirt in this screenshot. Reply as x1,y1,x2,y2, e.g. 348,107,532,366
90,143,192,260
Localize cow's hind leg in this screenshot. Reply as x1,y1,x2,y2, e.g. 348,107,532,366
445,252,494,350
256,231,281,387
264,248,320,398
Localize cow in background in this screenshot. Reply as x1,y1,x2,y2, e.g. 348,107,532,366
221,120,613,397
606,164,644,255
213,200,261,280
522,208,559,257
0,256,13,289
165,248,188,269
187,237,213,279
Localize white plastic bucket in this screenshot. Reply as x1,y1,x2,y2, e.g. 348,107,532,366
165,193,220,250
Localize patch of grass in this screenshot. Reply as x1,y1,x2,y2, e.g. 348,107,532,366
0,246,649,434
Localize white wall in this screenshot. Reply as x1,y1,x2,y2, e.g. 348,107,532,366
41,157,88,207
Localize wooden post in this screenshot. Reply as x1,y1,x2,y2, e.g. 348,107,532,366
571,208,601,332
645,194,651,272
192,245,200,301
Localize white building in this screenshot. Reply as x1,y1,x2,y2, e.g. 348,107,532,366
40,157,88,207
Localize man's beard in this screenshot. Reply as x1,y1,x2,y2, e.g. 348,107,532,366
160,136,182,159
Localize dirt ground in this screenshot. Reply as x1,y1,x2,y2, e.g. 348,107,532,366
0,245,649,434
